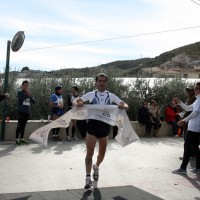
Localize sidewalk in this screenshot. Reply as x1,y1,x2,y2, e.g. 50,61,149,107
0,137,199,200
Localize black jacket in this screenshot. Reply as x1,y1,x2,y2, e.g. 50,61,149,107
17,90,35,113
138,106,151,124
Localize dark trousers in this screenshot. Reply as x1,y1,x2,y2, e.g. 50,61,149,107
52,128,60,136
152,117,161,129
145,120,152,133
16,112,30,139
168,121,177,135
181,130,200,170
183,123,195,157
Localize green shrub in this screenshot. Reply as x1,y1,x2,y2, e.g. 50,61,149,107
0,73,192,121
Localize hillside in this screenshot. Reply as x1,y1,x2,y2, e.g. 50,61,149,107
145,41,200,68
57,41,200,77
98,41,200,70
7,41,200,78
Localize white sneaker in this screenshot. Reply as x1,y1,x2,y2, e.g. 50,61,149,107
93,164,99,181
84,176,92,189
65,136,71,141
71,136,79,141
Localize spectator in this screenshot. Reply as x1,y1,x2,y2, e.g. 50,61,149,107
15,80,35,145
172,82,200,174
175,106,183,137
148,100,162,137
165,101,178,136
181,85,196,138
49,85,64,141
178,84,196,160
138,101,152,137
66,86,80,141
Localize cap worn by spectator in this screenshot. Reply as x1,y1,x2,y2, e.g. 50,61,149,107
55,86,62,91
186,85,194,90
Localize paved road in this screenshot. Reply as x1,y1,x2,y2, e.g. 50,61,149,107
0,137,199,200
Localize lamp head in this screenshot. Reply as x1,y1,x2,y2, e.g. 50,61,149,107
11,31,25,52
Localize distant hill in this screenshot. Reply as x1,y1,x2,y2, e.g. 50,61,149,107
98,41,200,71
7,41,200,78
58,41,200,77
145,41,200,68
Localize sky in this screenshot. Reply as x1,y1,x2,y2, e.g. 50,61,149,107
0,0,200,72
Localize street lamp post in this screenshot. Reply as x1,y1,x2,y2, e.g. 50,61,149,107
0,41,11,140
0,31,25,140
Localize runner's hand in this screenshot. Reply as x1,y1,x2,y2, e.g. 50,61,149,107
118,103,128,109
76,101,83,107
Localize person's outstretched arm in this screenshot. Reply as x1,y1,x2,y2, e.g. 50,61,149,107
173,97,193,111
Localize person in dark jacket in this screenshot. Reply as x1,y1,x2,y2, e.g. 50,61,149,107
138,101,152,137
15,80,35,145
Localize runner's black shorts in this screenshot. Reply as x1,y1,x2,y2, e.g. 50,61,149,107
87,119,110,138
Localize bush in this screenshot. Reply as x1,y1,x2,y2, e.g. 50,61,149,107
0,73,192,121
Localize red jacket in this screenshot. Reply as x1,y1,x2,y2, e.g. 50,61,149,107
165,106,177,122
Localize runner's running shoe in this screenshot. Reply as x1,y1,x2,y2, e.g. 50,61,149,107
84,176,92,189
93,164,99,181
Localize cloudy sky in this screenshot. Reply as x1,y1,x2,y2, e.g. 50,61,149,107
0,0,200,72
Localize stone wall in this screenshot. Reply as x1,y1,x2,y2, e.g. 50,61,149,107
1,120,174,141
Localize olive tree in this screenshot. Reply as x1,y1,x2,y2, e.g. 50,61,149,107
0,73,193,122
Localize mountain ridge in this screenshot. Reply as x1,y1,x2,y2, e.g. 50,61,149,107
11,41,200,78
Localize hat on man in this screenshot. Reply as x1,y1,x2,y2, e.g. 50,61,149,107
55,85,62,91
186,85,194,90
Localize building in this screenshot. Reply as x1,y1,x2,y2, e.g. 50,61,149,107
143,53,200,78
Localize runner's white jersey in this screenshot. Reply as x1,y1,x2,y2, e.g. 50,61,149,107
81,90,122,105
70,94,79,103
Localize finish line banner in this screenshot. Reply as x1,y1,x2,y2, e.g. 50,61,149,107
29,105,139,147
